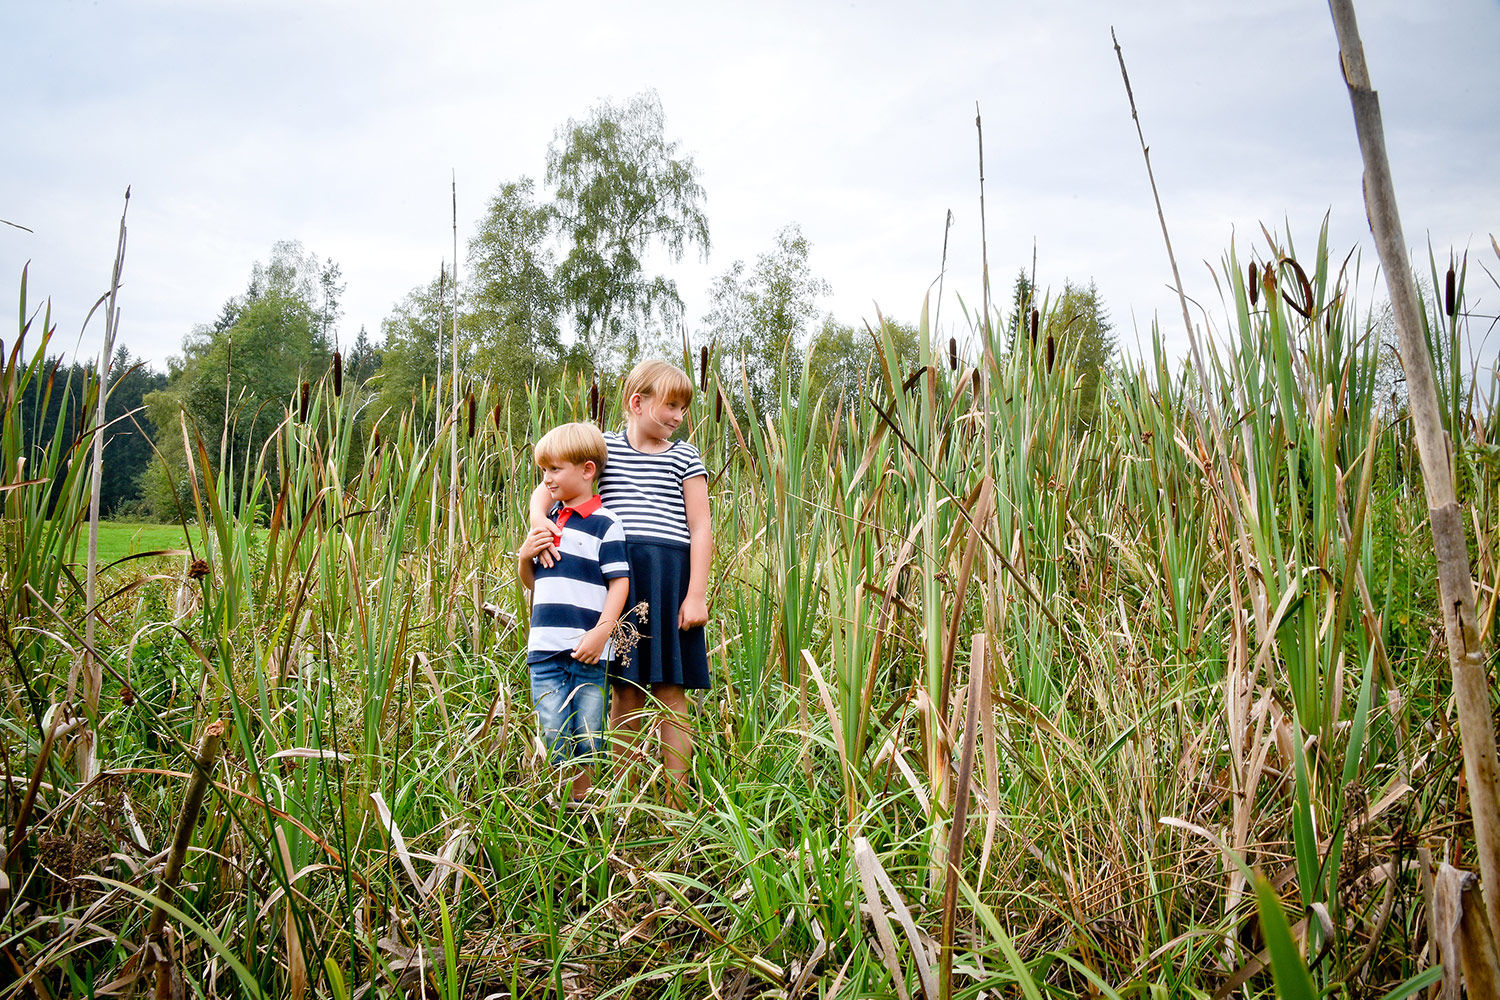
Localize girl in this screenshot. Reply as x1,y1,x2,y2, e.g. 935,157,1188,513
529,360,711,803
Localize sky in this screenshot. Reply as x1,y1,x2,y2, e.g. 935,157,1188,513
3,0,1498,375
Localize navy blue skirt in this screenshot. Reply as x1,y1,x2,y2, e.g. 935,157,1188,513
613,540,711,690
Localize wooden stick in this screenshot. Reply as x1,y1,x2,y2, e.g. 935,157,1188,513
1327,0,1500,949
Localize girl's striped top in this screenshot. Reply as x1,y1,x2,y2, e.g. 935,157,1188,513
599,430,707,549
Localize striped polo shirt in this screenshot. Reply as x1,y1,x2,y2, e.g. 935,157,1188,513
526,496,629,662
600,430,708,549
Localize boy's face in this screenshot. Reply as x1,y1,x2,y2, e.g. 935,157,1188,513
539,458,596,506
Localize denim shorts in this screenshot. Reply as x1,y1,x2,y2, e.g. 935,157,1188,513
527,652,606,765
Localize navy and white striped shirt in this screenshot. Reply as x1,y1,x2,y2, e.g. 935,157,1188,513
600,430,707,549
527,497,629,662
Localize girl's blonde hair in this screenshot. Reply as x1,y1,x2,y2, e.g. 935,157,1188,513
621,360,693,412
534,422,607,474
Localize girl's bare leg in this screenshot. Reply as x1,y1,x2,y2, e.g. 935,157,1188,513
609,683,648,785
653,684,694,808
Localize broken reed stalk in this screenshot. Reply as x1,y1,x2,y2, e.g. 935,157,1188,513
145,720,226,953
938,637,985,1000
1327,0,1500,948
80,187,129,784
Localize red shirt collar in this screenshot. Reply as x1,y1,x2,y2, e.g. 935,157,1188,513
552,494,603,531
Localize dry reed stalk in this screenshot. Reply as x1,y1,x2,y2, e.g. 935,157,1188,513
1328,0,1500,951
938,636,984,1000
144,719,226,986
79,189,129,785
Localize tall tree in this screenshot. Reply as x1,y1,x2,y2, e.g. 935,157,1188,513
1040,278,1115,428
807,316,921,412
700,224,828,418
370,271,452,432
547,90,709,367
141,241,339,518
467,177,566,387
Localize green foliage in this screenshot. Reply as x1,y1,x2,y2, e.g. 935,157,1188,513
546,89,709,365
141,240,341,519
466,177,567,388
701,223,830,418
806,315,920,412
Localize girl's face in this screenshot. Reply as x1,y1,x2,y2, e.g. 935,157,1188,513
629,393,688,442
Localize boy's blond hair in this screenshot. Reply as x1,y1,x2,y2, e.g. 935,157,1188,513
534,422,607,475
622,359,693,411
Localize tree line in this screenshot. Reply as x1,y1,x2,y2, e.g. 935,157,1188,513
28,89,1115,521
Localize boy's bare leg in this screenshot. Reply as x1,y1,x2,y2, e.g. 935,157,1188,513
653,684,693,809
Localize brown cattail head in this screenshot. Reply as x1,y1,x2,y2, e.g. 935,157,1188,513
589,380,600,424
188,558,210,581
1045,335,1056,372
492,403,503,429
332,351,343,396
1249,263,1259,305
1029,307,1039,346
715,387,723,423
370,428,382,453
466,391,476,437
948,337,958,372
699,345,709,391
299,382,310,422
1446,265,1457,318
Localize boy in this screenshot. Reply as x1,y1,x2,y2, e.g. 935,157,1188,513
517,422,630,804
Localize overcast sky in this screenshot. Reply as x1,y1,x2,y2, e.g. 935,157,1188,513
3,0,1497,374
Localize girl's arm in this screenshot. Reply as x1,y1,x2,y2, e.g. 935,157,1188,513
526,482,560,568
679,474,711,629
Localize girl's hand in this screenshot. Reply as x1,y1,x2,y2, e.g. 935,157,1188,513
518,525,558,563
678,594,708,630
527,514,561,567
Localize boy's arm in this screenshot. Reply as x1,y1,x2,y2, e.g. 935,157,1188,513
527,482,561,568
572,576,629,664
679,474,711,629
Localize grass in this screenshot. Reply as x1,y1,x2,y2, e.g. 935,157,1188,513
2,226,1496,998
71,520,192,566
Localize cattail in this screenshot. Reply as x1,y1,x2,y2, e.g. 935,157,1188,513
1029,307,1039,346
699,345,709,391
1045,335,1056,372
1248,263,1259,305
332,350,343,396
369,429,382,453
492,403,503,429
466,391,476,437
1445,265,1457,318
948,337,958,372
715,388,723,423
299,382,310,422
589,380,600,424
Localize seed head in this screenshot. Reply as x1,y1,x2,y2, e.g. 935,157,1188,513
466,391,476,437
1445,265,1457,318
332,351,343,396
1029,308,1039,345
492,403,503,429
188,558,210,581
120,685,135,706
1046,335,1056,372
299,382,310,422
590,380,600,423
1249,263,1259,306
948,337,958,372
715,388,723,423
699,345,709,391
